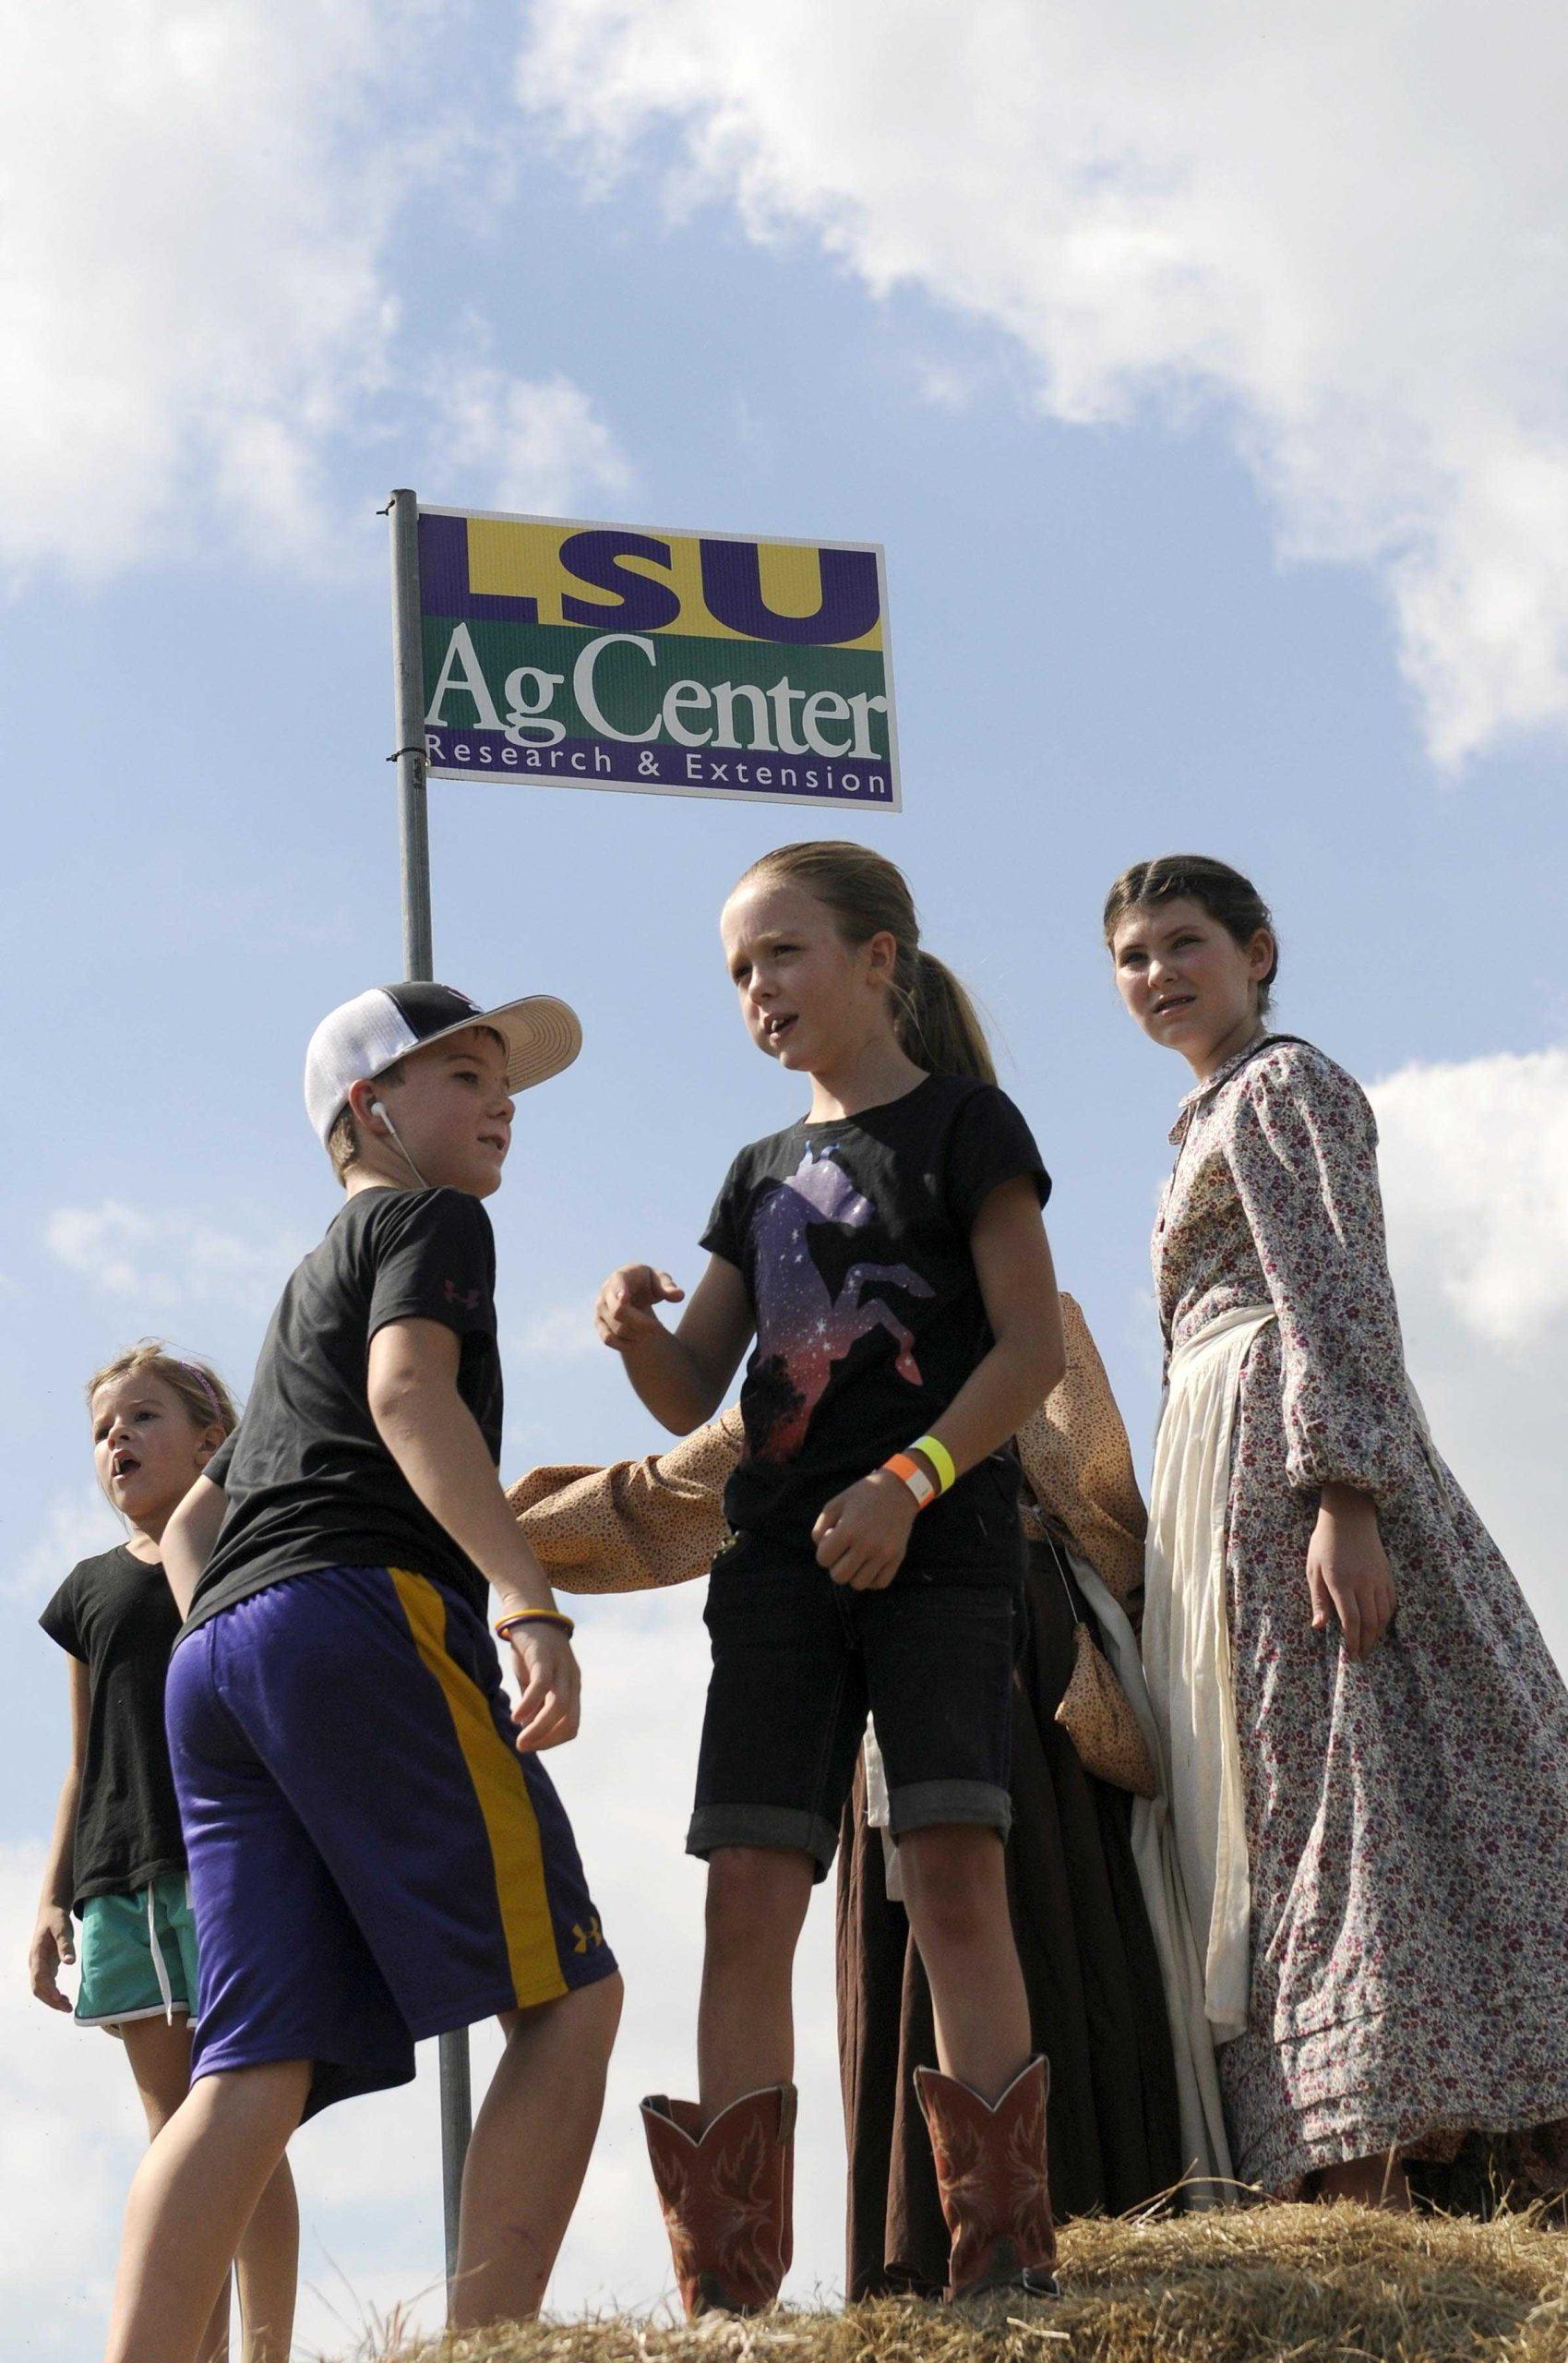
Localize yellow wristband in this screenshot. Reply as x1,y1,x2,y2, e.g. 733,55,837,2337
909,1433,957,1496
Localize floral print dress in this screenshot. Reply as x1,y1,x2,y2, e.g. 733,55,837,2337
1155,1033,1568,2195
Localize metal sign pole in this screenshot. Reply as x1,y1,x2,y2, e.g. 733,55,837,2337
389,488,434,982
388,486,473,2305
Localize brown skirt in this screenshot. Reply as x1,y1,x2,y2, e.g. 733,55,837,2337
835,1541,1184,2298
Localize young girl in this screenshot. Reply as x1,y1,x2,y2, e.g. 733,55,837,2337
510,1291,1215,2298
596,841,1066,2311
30,1345,298,2363
1106,854,1568,2206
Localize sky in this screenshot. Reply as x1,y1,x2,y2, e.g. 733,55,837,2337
2,2,1566,2353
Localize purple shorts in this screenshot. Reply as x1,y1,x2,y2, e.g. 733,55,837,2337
166,1565,616,2117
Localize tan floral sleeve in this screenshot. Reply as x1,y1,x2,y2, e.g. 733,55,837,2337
508,1293,1148,1605
1017,1296,1147,1611
506,1407,744,1593
1223,1044,1418,1502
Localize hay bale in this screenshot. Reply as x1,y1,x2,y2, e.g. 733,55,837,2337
359,2202,1568,2363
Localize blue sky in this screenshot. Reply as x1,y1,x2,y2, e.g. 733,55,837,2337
3,4,1566,2351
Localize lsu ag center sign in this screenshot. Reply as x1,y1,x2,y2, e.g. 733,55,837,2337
417,508,899,810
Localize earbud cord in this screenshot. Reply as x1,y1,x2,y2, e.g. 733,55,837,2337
378,1106,431,1191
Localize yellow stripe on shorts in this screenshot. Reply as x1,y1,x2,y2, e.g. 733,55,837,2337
389,1568,567,2009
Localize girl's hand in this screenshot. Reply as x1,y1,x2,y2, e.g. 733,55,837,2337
1308,1486,1397,1660
595,1265,686,1350
29,1905,74,2011
509,1625,582,1754
813,1470,918,1591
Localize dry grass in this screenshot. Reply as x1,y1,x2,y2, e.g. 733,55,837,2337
345,2202,1568,2363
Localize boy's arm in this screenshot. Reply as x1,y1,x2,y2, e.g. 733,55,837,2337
367,1316,579,1752
595,1253,753,1433
162,1474,229,1617
30,1657,88,2009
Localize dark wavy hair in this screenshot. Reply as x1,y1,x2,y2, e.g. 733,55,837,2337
1102,854,1278,1016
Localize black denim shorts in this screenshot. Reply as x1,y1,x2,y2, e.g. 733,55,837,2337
688,1539,1020,1879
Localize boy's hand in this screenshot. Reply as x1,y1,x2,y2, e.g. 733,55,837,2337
29,1905,74,2011
595,1265,685,1350
509,1625,581,1753
813,1469,919,1591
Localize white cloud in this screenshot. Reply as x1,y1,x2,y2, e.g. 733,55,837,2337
508,1299,601,1361
426,367,633,518
45,1200,310,1318
0,1,399,577
0,1845,161,2349
6,1487,122,1604
1371,1045,1568,1663
1371,1048,1568,1349
521,0,1568,765
0,3,630,579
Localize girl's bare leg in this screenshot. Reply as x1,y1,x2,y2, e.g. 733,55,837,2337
120,2018,233,2363
451,1973,624,2330
897,1824,1032,2100
696,1848,816,2120
1317,2153,1412,2209
103,2059,310,2363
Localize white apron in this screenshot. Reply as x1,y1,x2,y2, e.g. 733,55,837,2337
1143,1303,1276,2045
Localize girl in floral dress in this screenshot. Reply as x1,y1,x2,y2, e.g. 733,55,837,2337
1105,852,1568,2205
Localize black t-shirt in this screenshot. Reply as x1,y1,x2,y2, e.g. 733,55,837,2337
186,1186,503,1633
702,1073,1050,1570
40,1546,187,1909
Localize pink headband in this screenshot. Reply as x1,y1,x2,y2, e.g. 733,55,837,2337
183,1363,226,1426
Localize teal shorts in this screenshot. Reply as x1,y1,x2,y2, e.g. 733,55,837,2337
77,1874,199,2031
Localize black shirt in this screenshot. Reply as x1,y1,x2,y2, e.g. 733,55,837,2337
40,1546,187,1909
186,1186,503,1632
702,1073,1049,1570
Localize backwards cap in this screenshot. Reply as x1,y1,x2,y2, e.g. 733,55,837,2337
304,982,581,1146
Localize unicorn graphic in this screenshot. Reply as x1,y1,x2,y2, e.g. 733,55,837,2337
748,1148,934,1460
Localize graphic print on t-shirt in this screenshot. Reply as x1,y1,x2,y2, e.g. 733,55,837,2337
749,1148,935,1461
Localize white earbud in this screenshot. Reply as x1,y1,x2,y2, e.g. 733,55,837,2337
369,1096,429,1188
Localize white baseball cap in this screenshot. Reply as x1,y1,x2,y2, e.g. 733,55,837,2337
304,982,581,1146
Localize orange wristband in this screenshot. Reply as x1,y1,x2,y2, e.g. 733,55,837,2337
882,1451,936,1509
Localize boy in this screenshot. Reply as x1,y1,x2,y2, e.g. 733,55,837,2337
102,982,622,2363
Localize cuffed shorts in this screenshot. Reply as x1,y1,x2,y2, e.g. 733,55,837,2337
688,1540,1019,1878
166,1564,616,2118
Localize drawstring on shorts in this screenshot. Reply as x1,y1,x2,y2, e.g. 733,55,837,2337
145,1886,175,2025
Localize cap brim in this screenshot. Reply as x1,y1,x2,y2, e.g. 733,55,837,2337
400,994,582,1095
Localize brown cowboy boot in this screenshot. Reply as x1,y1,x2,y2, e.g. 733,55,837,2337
640,2084,796,2317
915,2055,1059,2305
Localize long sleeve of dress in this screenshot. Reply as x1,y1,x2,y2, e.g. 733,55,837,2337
1222,1044,1417,1503
506,1408,744,1593
507,1294,1148,1601
1016,1296,1147,1612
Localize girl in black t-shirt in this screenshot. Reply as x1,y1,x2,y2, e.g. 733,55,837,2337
596,841,1068,2313
30,1344,298,2363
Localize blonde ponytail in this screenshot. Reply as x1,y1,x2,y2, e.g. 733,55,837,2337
904,949,995,1084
